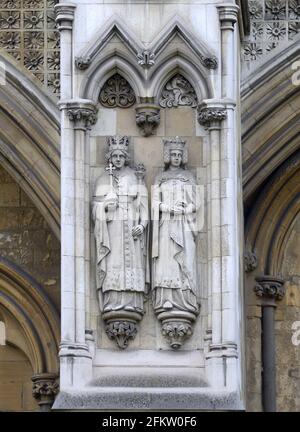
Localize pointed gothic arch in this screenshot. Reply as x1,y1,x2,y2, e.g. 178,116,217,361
0,258,59,374
0,53,60,239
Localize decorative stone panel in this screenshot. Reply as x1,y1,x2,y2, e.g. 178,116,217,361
159,74,197,108
0,0,60,94
99,73,136,108
243,0,300,62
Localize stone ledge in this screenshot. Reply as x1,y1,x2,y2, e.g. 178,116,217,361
53,387,244,411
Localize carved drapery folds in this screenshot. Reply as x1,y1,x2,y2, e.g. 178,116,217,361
99,73,136,108
159,74,198,108
151,137,200,349
32,373,59,412
135,103,160,137
92,136,149,349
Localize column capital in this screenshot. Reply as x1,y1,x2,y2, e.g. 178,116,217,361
217,4,239,30
60,99,98,130
32,373,59,411
55,3,76,31
197,100,228,128
255,275,285,302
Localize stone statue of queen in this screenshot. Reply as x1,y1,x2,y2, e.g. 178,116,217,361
152,137,200,349
92,136,149,349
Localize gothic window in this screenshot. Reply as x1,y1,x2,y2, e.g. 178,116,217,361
99,73,136,108
159,74,198,108
0,0,60,94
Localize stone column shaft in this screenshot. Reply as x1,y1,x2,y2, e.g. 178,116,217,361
74,123,86,345
55,3,76,345
217,5,239,350
255,276,285,412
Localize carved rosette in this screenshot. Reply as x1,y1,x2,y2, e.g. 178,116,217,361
159,74,197,108
255,276,285,301
197,107,227,127
32,373,59,412
135,103,160,137
244,249,258,273
99,73,136,108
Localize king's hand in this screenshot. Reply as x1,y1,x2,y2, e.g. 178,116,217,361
132,224,144,237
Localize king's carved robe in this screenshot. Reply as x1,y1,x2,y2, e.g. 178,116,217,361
93,166,149,314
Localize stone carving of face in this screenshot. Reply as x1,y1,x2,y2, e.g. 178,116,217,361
111,150,126,169
170,150,183,168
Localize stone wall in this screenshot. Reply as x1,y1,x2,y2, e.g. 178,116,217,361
0,164,60,310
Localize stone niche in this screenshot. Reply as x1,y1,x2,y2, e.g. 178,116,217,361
54,1,244,411
90,86,207,354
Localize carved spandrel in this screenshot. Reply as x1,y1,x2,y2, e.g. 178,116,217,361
159,74,198,108
99,74,136,108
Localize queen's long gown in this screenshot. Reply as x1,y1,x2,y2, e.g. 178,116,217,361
152,168,199,315
93,166,149,314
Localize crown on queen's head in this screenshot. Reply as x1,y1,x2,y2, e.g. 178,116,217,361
107,135,130,152
163,136,186,151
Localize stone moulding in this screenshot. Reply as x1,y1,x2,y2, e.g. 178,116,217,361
135,103,160,136
74,15,218,71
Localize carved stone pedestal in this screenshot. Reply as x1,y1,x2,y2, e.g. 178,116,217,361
157,311,197,349
103,310,142,349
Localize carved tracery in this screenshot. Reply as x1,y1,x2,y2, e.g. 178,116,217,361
99,73,136,108
159,74,198,108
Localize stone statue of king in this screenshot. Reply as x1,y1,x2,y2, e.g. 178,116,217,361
92,136,149,349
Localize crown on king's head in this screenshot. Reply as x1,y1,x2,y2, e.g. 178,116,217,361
163,136,186,151
107,135,130,152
